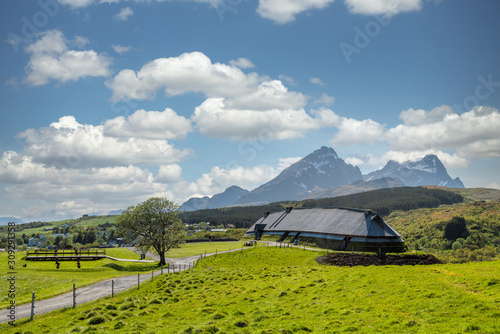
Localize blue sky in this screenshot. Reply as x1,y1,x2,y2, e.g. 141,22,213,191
1,0,499,221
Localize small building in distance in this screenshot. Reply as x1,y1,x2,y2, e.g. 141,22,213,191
246,207,405,253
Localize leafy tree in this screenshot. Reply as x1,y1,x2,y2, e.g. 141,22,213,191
444,216,470,241
116,197,186,266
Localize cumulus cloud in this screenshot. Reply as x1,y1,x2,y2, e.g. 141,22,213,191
103,108,193,140
192,99,339,141
256,0,335,24
155,164,183,183
344,0,422,16
387,106,500,154
24,30,111,86
107,52,324,141
115,7,134,21
0,150,174,218
330,117,385,146
17,115,192,168
107,51,262,101
225,80,307,111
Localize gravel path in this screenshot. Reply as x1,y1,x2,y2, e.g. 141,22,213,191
1,246,245,324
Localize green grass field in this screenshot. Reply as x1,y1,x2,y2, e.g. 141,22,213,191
3,247,499,333
166,241,254,257
0,249,157,309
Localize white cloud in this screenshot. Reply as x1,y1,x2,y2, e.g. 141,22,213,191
103,108,193,140
112,44,132,54
344,0,422,15
58,0,96,8
330,117,385,146
310,77,325,85
107,51,262,101
174,164,280,200
115,7,134,21
256,0,335,24
108,53,307,110
278,157,301,170
24,30,111,86
225,80,307,111
387,106,500,155
399,105,453,126
314,93,335,106
192,98,339,141
229,58,256,69
17,115,192,168
0,150,177,218
155,164,183,183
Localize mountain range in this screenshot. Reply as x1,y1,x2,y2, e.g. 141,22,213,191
179,146,465,211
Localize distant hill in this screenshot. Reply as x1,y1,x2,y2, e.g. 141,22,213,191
180,186,249,212
0,217,25,226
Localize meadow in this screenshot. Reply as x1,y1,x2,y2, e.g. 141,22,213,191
165,241,251,257
0,248,156,309
2,246,499,333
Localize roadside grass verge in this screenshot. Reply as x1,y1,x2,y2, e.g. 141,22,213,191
3,247,499,333
0,251,159,309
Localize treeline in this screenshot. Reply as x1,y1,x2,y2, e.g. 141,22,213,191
179,187,464,228
179,203,288,228
302,187,463,215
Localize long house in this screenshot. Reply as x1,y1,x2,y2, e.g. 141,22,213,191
246,207,405,252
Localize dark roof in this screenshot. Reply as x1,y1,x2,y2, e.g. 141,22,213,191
247,207,402,240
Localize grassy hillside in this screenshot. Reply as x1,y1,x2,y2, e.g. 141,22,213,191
386,200,500,262
3,247,499,333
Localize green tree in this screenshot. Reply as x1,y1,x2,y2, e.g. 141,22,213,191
116,197,186,266
444,216,470,241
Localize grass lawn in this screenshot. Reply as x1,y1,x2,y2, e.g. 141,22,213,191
106,247,152,260
3,247,499,333
165,241,255,257
0,250,159,309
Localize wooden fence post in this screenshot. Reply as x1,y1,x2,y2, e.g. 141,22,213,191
31,292,35,320
73,283,76,308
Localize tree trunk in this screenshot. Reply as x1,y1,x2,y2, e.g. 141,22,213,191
159,252,166,266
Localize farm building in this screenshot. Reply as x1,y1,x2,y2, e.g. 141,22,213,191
246,207,405,252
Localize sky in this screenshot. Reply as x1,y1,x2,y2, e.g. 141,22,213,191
0,0,499,222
